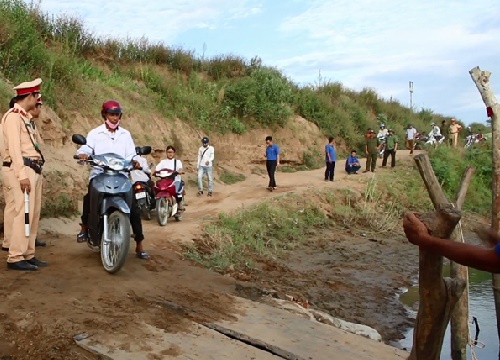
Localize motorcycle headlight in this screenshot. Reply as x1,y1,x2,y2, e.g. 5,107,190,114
107,158,125,171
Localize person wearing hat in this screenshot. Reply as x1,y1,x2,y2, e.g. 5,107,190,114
381,129,399,168
75,100,150,260
448,118,462,147
27,94,46,248
0,78,47,271
363,128,380,173
197,136,215,196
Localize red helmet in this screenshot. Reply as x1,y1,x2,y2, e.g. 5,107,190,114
101,100,122,118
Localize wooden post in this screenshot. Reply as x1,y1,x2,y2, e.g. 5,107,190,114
469,66,500,358
450,166,475,360
409,154,467,360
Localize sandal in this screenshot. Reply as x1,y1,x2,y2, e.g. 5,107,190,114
136,251,150,260
76,232,88,243
197,191,203,196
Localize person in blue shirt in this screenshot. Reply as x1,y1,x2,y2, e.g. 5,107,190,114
265,136,280,191
345,149,361,175
324,136,336,181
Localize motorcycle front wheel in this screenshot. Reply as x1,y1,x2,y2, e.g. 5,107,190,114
156,197,169,226
101,211,131,274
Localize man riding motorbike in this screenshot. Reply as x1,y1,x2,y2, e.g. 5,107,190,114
75,100,150,259
155,145,185,211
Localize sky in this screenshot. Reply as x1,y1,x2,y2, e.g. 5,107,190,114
30,0,500,125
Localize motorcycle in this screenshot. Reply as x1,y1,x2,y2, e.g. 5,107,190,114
154,168,185,226
465,133,484,148
425,132,445,146
72,134,151,274
133,180,155,221
377,133,386,158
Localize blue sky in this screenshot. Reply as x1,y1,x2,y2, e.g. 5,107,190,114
31,0,500,125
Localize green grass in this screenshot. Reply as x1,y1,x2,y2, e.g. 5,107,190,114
41,193,79,218
185,165,430,272
429,144,492,214
0,0,480,149
219,169,246,184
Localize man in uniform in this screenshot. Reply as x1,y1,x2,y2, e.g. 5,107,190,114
0,78,46,270
28,94,46,248
2,93,46,251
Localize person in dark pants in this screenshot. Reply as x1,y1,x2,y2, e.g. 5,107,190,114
382,128,399,168
363,128,379,173
265,136,280,191
75,100,149,259
324,136,336,181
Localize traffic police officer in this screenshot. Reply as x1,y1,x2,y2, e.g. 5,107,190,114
0,78,46,270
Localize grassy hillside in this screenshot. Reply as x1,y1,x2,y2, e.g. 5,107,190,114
0,0,464,152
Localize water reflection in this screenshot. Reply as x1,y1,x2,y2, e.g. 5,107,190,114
399,265,496,359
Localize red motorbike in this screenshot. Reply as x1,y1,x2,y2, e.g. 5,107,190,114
154,168,184,226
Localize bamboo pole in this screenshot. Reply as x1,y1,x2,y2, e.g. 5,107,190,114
469,66,500,358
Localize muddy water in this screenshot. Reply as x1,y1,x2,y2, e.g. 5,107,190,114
398,266,497,359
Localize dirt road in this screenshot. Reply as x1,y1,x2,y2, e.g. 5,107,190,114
0,151,420,359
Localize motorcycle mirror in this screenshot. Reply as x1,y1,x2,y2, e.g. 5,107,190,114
72,134,87,145
138,146,152,155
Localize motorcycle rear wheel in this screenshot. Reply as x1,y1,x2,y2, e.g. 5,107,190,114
101,211,131,274
140,203,152,221
156,197,169,226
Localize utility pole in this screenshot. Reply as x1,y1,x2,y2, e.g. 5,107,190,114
409,81,414,110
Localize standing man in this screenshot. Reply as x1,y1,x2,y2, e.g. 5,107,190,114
27,94,46,248
382,129,398,168
405,124,417,155
0,78,46,270
363,128,379,173
197,136,215,197
324,136,336,181
264,135,280,191
448,118,462,147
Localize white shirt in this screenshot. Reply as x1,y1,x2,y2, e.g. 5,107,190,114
377,129,388,139
156,158,183,182
130,156,151,183
431,125,441,136
76,124,136,180
197,145,215,168
406,127,417,140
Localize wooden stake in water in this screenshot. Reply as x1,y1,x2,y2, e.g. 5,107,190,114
24,189,29,237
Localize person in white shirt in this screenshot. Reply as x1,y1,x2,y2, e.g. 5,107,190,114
377,124,388,141
130,150,155,204
431,123,441,137
75,100,149,259
155,145,185,210
197,136,215,196
405,124,418,155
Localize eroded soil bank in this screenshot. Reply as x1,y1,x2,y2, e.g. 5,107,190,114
230,229,419,342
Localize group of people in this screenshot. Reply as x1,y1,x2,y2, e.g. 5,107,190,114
0,77,220,271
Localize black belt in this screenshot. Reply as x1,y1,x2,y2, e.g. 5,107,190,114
3,157,44,174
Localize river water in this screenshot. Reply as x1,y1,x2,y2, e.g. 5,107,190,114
399,266,497,359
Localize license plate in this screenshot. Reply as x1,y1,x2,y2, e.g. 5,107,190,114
135,192,147,199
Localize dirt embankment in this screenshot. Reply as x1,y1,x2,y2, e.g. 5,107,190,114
0,102,327,229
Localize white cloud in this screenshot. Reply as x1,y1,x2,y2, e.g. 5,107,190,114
272,0,500,122
34,0,262,43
